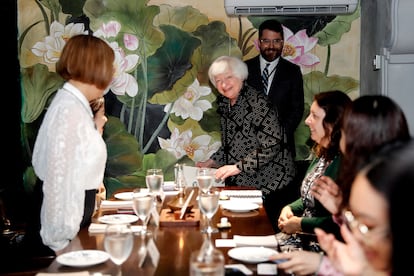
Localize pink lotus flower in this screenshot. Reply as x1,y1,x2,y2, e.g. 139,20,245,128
282,26,320,68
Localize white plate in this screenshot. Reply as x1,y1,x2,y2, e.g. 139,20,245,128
222,202,259,213
98,214,138,224
228,247,278,264
56,250,110,267
114,192,134,200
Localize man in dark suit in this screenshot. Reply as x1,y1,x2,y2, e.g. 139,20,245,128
246,19,304,158
245,19,304,232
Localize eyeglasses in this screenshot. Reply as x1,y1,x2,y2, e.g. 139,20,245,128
259,39,283,45
342,209,389,241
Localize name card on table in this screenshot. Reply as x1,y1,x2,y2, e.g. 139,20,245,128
88,223,142,234
233,235,278,247
138,237,160,267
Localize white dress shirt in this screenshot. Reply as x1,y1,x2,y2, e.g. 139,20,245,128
32,82,107,251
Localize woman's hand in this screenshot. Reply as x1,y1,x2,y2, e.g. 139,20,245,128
312,176,342,215
214,164,240,180
278,206,294,231
278,216,302,234
270,251,322,275
195,159,216,168
315,225,369,275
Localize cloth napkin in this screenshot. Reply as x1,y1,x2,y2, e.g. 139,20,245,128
233,235,278,247
88,223,143,233
219,190,263,204
100,200,133,210
36,273,89,276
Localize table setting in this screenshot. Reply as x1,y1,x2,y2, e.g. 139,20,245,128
33,166,307,276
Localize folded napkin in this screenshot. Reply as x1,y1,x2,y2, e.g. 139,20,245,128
233,235,278,247
220,190,263,204
100,200,133,210
220,189,262,198
88,223,143,233
36,272,89,276
163,181,176,191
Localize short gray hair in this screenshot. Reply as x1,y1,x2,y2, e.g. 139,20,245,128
208,56,248,87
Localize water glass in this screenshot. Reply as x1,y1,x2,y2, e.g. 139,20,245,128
146,169,164,194
103,224,133,276
132,189,153,235
196,167,214,194
198,188,220,234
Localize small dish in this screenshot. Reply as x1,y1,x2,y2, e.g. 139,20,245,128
56,250,109,267
228,247,278,264
114,192,134,200
98,214,138,224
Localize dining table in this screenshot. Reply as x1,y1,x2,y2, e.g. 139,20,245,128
37,186,305,276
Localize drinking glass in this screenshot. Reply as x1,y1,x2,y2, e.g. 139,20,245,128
198,188,220,234
146,169,164,195
196,167,214,194
146,168,164,208
104,224,133,276
132,189,154,235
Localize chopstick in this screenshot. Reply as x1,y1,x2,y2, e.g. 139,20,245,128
180,189,195,219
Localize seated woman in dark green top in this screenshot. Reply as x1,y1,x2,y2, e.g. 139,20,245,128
277,90,351,240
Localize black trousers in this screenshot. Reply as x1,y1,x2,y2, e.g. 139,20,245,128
262,182,301,233
22,179,96,257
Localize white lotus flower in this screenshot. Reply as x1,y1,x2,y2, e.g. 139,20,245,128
164,79,212,121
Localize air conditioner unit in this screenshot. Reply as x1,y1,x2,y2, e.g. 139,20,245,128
224,0,358,16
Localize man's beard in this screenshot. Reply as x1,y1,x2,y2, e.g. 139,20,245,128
262,48,281,62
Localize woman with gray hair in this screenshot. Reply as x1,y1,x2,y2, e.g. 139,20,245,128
197,55,296,231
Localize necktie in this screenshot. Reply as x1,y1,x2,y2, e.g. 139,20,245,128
262,63,270,94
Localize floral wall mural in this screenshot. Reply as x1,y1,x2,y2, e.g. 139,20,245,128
18,0,360,198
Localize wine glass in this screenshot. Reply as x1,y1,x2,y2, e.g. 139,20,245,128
132,189,154,235
196,167,214,194
104,223,133,276
198,188,220,234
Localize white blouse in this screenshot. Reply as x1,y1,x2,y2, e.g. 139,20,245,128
32,82,107,251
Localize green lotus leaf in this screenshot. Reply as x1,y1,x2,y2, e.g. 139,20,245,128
21,64,64,123
23,166,37,194
39,0,61,18
314,5,360,46
84,0,164,59
154,4,209,32
294,107,311,161
166,118,202,138
143,24,201,98
198,100,221,133
303,71,359,105
191,21,242,85
59,0,86,17
104,176,144,199
142,149,178,181
147,57,199,105
104,116,142,177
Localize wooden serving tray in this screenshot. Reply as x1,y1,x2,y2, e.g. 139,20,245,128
159,209,200,227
